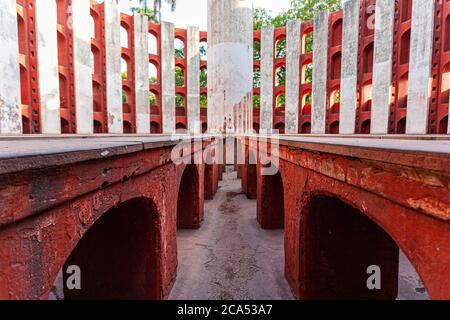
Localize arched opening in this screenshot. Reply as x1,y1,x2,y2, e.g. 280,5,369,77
151,121,161,134
200,41,207,61
253,40,261,60
331,52,341,80
176,122,187,131
329,121,339,134
200,94,208,109
121,58,129,80
123,121,132,134
202,122,208,133
400,0,412,22
200,67,207,88
253,122,260,133
176,93,185,108
397,117,407,134
302,31,313,54
148,32,158,55
150,91,158,108
174,38,185,58
301,122,311,134
177,165,201,229
88,14,96,39
60,118,70,134
302,62,313,84
330,88,340,114
92,47,101,75
398,73,409,109
275,65,286,87
440,62,450,104
258,169,284,229
274,122,285,134
93,120,103,134
444,15,450,52
275,37,286,58
253,67,261,88
276,93,286,108
244,149,257,199
253,95,261,109
175,66,185,87
331,19,342,47
360,119,371,134
363,43,374,74
120,25,129,48
149,62,158,84
400,30,411,65
438,116,448,134
302,92,312,115
300,194,428,300
362,80,373,112
22,116,30,134
55,197,160,300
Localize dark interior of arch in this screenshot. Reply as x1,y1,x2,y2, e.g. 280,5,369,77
302,195,399,300
63,197,159,300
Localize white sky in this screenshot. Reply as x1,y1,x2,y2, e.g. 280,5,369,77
119,0,292,30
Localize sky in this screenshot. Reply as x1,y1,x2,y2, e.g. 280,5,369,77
119,0,292,30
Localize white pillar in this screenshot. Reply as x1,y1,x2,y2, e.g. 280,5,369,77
72,0,94,134
104,0,123,134
260,25,274,132
161,21,175,134
134,13,150,134
339,0,359,134
187,26,201,134
371,0,395,134
311,11,328,134
207,0,253,134
36,0,61,134
406,0,435,134
0,0,22,134
285,20,301,134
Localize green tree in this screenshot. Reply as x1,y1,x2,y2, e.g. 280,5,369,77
200,68,207,88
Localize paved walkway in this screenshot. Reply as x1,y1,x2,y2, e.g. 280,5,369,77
169,167,294,300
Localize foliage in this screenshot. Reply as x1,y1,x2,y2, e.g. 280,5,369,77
149,93,157,106
176,94,184,107
200,68,207,88
276,94,286,107
131,0,177,23
149,76,157,84
253,68,261,88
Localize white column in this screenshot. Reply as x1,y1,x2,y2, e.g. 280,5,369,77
134,13,150,134
161,21,175,134
339,0,359,134
371,0,395,134
0,0,22,134
207,0,253,134
187,26,201,134
285,20,301,134
104,0,123,134
406,0,435,134
36,0,61,134
72,0,94,134
311,11,328,134
260,25,274,132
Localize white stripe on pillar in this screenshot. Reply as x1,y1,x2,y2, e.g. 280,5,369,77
312,11,328,134
36,0,61,134
187,26,201,134
339,0,360,134
104,0,123,134
0,0,22,134
134,13,150,134
406,0,435,134
161,21,175,134
73,0,94,134
371,0,395,134
285,20,301,134
260,25,274,132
